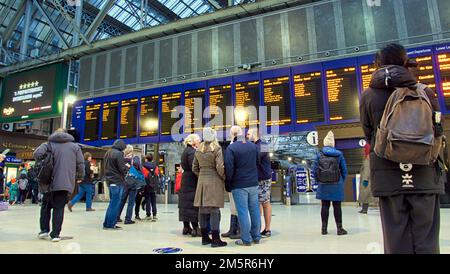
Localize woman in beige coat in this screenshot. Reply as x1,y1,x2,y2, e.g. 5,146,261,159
193,127,227,248
358,144,375,214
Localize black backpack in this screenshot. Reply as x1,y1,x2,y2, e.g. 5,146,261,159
316,152,341,184
33,143,54,188
144,165,159,190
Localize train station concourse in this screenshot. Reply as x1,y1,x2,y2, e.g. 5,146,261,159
1,0,450,260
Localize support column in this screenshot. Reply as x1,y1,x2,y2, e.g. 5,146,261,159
20,0,33,61
72,0,83,47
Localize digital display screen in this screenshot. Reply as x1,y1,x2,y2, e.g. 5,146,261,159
1,63,67,122
161,92,182,135
84,104,100,141
438,53,450,108
360,64,376,90
184,88,206,133
263,76,291,126
120,98,138,139
101,101,119,140
411,56,436,92
235,81,260,127
326,67,359,121
293,72,325,124
139,95,159,137
209,84,232,130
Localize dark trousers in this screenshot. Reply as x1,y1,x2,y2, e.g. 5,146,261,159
135,191,144,217
146,192,157,217
379,194,440,254
321,200,342,225
31,186,39,204
18,189,27,203
40,191,68,238
199,210,220,231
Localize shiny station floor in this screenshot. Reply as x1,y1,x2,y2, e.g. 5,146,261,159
2,202,450,254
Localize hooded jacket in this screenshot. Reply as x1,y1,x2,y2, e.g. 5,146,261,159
360,65,444,196
314,146,348,202
104,139,127,185
33,132,85,194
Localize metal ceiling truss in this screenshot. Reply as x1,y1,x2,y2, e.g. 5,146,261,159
146,0,181,21
1,0,27,46
85,0,116,42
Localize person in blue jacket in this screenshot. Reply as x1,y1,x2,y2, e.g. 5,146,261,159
313,131,348,236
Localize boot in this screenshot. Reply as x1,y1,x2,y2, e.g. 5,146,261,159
321,222,328,235
229,216,241,239
358,204,369,214
337,223,348,236
221,215,235,237
211,230,227,248
191,227,201,237
201,228,212,245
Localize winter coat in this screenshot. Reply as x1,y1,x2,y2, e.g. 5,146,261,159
255,139,272,181
314,146,348,202
224,138,259,192
178,145,199,222
358,157,375,204
7,182,18,201
81,160,93,184
143,162,159,193
104,139,128,186
33,132,85,194
193,143,226,208
360,65,444,197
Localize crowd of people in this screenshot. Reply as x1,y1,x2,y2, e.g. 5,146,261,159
0,43,445,253
1,163,40,205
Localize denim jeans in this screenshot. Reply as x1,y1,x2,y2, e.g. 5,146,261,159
103,184,124,228
70,184,93,209
118,185,137,222
232,186,261,244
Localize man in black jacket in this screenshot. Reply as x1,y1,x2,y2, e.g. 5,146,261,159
103,139,127,230
360,44,444,254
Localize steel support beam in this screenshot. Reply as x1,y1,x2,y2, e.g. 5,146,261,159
72,0,83,46
85,0,116,42
206,0,222,10
2,0,26,46
19,0,33,61
147,0,181,21
32,0,71,49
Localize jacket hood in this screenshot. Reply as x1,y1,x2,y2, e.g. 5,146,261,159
48,132,74,143
112,139,127,151
369,65,417,90
322,146,341,157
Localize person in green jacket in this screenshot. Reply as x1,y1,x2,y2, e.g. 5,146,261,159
7,178,19,205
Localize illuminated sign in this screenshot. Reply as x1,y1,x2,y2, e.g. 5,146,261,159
120,98,138,139
84,104,100,141
294,72,325,124
438,53,450,109
235,81,260,127
326,67,359,121
263,76,291,126
184,88,206,133
101,101,119,140
209,84,232,130
161,92,181,135
140,96,159,137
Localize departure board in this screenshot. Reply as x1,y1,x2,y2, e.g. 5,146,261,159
184,88,206,133
293,72,325,124
263,77,291,126
438,53,450,108
161,92,182,135
120,98,138,139
326,67,359,121
139,95,159,137
209,84,232,130
235,81,260,127
101,101,118,140
84,104,100,141
412,56,436,91
360,64,376,90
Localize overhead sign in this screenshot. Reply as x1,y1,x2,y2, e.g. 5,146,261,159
359,139,367,147
306,131,319,146
0,63,68,123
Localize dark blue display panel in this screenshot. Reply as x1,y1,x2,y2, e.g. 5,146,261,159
71,42,450,146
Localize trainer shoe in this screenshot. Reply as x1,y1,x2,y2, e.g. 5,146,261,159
51,237,61,242
261,230,271,238
86,208,96,212
38,232,49,240
235,239,251,246
124,220,135,225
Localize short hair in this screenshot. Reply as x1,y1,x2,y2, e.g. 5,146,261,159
84,152,92,160
230,126,243,138
123,145,134,156
145,154,153,162
247,128,259,139
377,44,408,67
184,134,200,147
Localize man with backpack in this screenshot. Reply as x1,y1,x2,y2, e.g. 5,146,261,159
360,44,444,254
313,131,348,236
27,166,39,204
141,154,159,221
17,164,28,204
33,128,85,242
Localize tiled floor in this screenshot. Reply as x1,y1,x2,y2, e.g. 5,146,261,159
1,202,450,254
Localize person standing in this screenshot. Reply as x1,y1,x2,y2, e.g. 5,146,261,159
6,178,18,205
247,128,273,238
358,144,374,214
141,154,159,221
118,151,143,225
360,44,444,254
225,126,261,246
17,164,28,204
103,139,128,230
27,165,39,204
68,152,95,212
0,154,5,200
193,128,227,247
314,131,348,236
179,134,201,237
116,145,135,224
34,128,85,242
